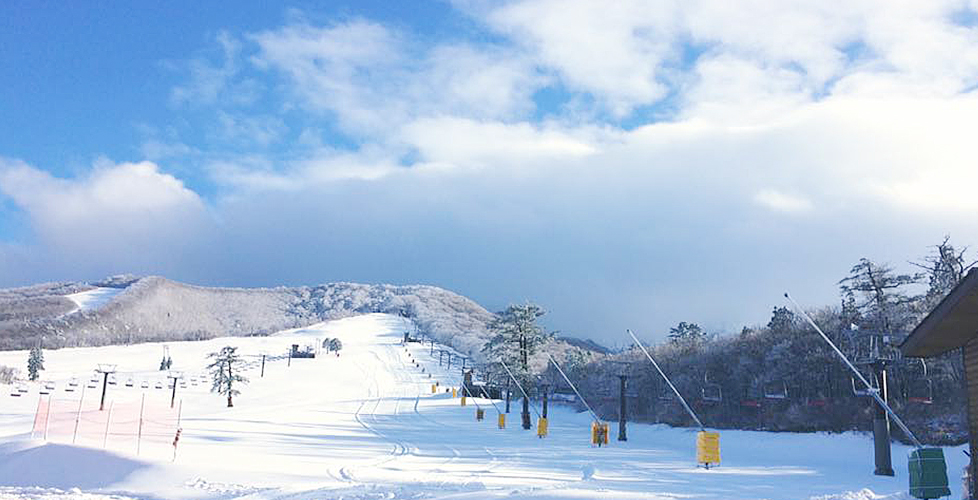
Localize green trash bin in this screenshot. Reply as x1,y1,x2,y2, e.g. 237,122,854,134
908,447,950,499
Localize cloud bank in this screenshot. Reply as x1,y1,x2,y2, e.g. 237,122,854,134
3,1,978,343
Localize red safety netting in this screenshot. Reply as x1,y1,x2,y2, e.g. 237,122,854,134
32,391,180,459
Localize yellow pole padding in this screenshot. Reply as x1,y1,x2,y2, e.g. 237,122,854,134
476,408,485,421
537,417,548,438
591,422,609,446
431,384,437,394
461,396,467,406
498,413,506,429
696,431,721,468
452,388,457,398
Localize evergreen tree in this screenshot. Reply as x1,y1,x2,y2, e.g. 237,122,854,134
328,338,343,352
207,346,248,407
27,345,44,381
165,356,173,370
160,355,168,371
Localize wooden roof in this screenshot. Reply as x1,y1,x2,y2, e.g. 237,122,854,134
902,268,978,358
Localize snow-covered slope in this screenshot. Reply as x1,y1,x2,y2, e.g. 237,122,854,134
0,276,496,358
0,314,966,499
64,287,125,314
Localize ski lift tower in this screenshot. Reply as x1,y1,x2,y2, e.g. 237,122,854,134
96,363,116,411
850,324,899,477
608,360,633,442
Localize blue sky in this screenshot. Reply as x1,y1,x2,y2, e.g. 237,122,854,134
3,1,978,345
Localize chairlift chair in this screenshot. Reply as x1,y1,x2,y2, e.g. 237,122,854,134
16,384,28,394
908,359,934,404
851,373,879,397
763,381,788,400
125,378,134,387
701,374,722,403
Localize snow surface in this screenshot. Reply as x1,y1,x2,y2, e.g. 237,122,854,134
0,313,968,499
64,288,125,314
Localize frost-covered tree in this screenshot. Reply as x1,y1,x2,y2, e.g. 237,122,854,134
668,321,707,351
913,236,976,307
482,303,552,429
27,345,43,381
207,346,248,407
839,258,920,337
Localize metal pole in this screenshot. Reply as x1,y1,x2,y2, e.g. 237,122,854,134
785,292,924,448
626,330,705,431
100,372,109,411
545,353,601,424
619,375,628,441
873,363,894,476
169,375,179,409
498,360,542,418
261,355,265,378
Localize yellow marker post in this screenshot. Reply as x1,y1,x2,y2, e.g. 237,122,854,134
452,388,457,398
591,422,609,446
460,395,467,406
537,417,548,438
431,384,437,394
476,408,485,421
696,431,721,468
498,413,506,429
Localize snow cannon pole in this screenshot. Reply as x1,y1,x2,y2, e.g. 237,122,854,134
784,292,924,449
545,353,601,425
626,330,705,431
498,359,542,418
461,381,481,410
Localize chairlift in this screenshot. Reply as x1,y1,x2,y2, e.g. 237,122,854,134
125,378,134,387
140,381,149,389
40,381,54,395
851,373,879,397
908,359,934,405
154,382,163,389
16,384,28,394
763,381,788,400
68,378,78,387
10,384,26,396
701,374,722,403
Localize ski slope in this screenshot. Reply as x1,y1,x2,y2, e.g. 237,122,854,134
64,287,125,314
0,314,968,499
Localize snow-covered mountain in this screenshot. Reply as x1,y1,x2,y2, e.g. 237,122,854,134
0,276,495,357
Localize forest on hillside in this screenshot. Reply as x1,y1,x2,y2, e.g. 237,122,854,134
533,236,971,445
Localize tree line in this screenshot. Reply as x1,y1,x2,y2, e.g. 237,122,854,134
482,236,973,445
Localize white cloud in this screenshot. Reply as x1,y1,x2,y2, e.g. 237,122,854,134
0,159,211,270
753,189,813,213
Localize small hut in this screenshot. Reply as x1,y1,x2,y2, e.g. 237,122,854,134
902,268,978,497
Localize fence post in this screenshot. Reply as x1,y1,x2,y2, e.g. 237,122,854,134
31,396,42,439
137,393,145,456
43,395,51,440
103,402,113,448
72,386,85,444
